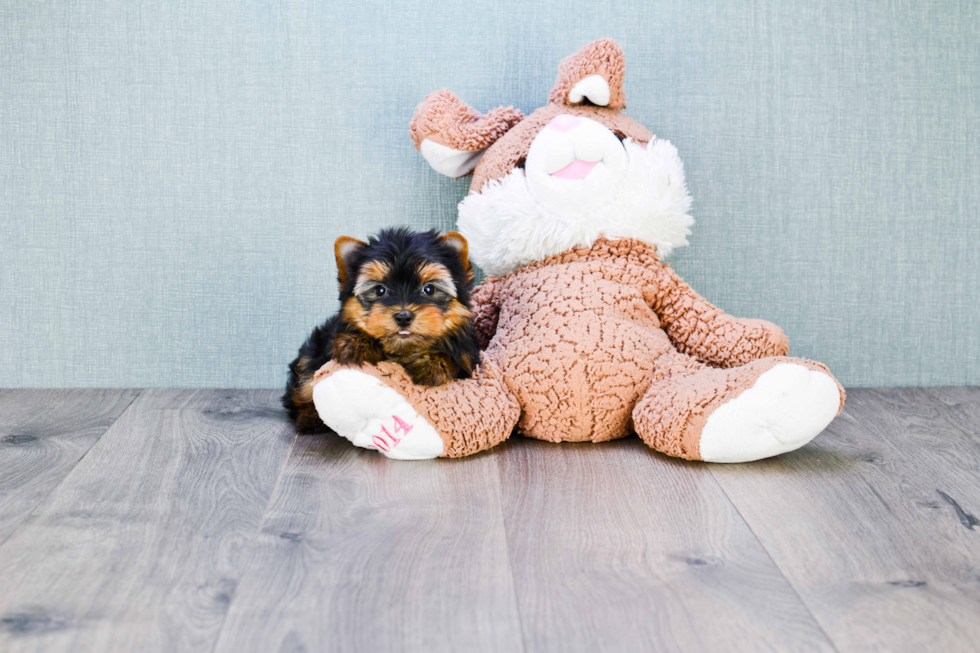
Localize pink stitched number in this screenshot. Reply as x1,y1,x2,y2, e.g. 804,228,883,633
372,416,414,452
392,415,414,435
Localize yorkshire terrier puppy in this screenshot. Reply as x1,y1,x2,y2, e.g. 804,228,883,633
283,227,479,433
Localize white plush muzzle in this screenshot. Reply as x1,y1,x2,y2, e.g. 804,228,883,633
458,115,694,276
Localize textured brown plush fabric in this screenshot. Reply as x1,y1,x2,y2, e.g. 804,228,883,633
316,238,844,459
409,89,524,152
313,357,520,458
548,37,627,110
632,354,840,459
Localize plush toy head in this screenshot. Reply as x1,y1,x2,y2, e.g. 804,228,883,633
410,39,694,276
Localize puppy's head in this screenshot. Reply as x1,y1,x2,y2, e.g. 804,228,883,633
335,228,473,355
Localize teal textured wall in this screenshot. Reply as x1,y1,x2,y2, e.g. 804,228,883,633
1,1,977,388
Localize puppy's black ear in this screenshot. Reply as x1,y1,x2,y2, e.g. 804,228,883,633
438,231,470,271
334,236,366,285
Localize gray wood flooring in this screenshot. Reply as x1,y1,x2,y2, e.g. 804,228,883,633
0,388,978,652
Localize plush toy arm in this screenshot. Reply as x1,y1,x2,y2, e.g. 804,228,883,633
470,276,504,351
312,355,520,459
642,260,789,368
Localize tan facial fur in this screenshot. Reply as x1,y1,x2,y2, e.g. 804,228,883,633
418,262,451,284
416,262,459,298
342,298,393,340
408,302,471,339
342,293,471,360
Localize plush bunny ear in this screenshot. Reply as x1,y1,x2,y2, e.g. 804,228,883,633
410,90,524,178
549,38,626,110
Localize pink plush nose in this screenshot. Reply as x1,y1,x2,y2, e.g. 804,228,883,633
548,114,580,132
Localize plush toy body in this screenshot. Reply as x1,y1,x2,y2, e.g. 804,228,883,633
312,39,845,462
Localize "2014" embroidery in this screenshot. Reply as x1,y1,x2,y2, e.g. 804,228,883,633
372,415,414,452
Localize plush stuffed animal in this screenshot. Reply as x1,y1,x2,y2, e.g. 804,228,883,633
311,39,845,462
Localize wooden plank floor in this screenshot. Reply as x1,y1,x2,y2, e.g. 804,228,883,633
0,390,140,547
0,388,978,652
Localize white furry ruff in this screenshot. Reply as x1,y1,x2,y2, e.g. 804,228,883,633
458,139,694,277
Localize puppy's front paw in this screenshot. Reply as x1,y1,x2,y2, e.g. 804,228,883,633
312,368,444,460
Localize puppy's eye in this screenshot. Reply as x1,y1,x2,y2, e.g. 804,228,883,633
374,286,387,297
422,284,435,296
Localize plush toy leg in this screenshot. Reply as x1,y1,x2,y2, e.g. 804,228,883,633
632,354,844,463
311,358,520,459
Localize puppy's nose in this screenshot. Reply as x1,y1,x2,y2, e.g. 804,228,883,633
394,310,414,327
549,114,580,132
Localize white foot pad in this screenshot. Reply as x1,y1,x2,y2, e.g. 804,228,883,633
699,363,841,463
312,369,444,460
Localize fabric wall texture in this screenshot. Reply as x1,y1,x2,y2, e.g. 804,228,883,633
1,1,977,388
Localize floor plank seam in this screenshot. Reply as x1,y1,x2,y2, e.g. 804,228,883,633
705,464,842,653
0,388,144,551
490,447,530,653
207,425,299,653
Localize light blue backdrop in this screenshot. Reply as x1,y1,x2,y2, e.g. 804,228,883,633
1,0,977,388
